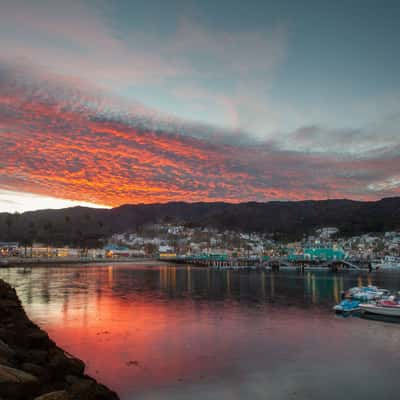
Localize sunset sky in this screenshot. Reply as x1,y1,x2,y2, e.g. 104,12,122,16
1,0,400,212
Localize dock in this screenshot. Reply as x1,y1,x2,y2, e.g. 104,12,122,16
159,255,363,271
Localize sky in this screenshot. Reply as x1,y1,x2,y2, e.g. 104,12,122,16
1,0,400,212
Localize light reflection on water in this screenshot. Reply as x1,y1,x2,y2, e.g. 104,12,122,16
1,264,400,400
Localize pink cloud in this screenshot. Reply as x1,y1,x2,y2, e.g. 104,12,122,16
1,61,399,207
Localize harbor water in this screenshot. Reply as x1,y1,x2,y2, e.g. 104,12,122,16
1,263,400,399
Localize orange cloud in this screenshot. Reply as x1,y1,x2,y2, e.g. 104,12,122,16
1,62,399,206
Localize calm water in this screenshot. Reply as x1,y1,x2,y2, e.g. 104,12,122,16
1,263,400,400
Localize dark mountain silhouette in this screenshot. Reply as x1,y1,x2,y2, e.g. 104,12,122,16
1,197,399,246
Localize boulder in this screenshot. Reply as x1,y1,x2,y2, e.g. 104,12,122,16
21,362,50,382
0,339,15,359
65,374,80,385
69,377,97,399
19,349,49,365
90,383,120,400
34,390,71,400
0,355,12,367
26,330,52,350
68,378,119,400
0,363,39,399
48,349,85,378
0,327,17,346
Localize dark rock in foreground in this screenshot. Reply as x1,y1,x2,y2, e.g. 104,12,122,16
0,279,120,400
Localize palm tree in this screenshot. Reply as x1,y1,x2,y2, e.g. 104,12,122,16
43,221,53,256
65,215,71,244
5,214,13,239
28,221,36,257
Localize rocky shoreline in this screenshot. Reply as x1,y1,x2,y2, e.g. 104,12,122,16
0,279,120,400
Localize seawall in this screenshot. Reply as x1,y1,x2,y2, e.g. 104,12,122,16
0,279,120,400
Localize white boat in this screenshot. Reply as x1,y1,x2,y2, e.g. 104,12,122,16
372,256,400,270
360,300,400,317
344,286,390,301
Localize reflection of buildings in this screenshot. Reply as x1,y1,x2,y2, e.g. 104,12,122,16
332,275,345,303
187,266,192,294
159,266,177,291
270,272,275,298
1,264,387,321
107,265,113,286
311,274,317,303
304,272,345,304
155,267,348,304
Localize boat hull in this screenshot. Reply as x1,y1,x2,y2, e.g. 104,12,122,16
360,304,400,317
333,300,360,313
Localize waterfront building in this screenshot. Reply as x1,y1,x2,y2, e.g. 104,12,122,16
288,247,345,262
0,242,19,256
103,244,131,258
303,247,345,261
316,227,339,239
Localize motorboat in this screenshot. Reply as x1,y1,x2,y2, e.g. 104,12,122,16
344,286,390,301
360,299,400,317
372,256,400,270
333,299,360,313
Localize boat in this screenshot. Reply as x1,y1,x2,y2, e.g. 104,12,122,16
360,299,400,317
333,299,360,313
372,256,400,270
344,286,390,301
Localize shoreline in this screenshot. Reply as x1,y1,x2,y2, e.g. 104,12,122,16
0,278,120,400
1,257,164,267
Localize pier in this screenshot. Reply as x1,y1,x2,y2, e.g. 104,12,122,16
159,254,363,271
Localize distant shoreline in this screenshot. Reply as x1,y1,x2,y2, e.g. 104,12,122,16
0,257,164,267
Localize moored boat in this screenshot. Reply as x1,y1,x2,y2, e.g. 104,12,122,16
333,299,360,313
344,286,390,301
372,256,400,270
360,300,400,317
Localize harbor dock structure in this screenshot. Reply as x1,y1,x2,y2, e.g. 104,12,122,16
159,252,362,271
287,247,345,262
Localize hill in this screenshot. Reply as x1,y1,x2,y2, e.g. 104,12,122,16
1,197,400,246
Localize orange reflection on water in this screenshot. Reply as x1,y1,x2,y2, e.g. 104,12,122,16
40,290,228,394
4,265,399,400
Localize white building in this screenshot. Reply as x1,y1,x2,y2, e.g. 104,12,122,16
316,227,339,239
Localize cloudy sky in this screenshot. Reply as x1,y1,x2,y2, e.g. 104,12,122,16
1,0,399,212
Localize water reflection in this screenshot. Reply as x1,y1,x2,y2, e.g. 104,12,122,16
1,264,400,400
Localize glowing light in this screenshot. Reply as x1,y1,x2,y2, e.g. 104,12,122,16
0,189,109,213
